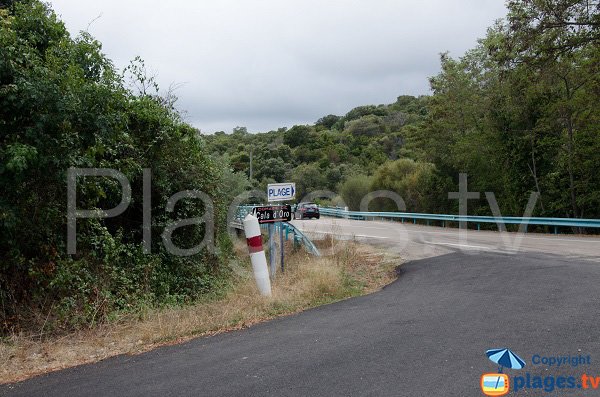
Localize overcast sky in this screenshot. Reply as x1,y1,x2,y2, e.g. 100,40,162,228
49,0,507,133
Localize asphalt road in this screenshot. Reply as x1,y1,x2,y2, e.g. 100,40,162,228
293,217,600,262
3,219,600,396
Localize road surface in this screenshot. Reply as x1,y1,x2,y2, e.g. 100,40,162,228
293,217,600,262
2,218,599,396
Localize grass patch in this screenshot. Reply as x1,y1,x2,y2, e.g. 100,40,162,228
0,241,401,384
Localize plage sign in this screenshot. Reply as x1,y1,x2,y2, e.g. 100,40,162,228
267,183,295,202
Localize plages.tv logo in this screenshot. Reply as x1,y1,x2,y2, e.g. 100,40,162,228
481,348,526,396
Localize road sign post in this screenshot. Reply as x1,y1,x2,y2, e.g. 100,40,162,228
268,223,276,279
252,204,292,279
264,183,295,278
280,222,284,273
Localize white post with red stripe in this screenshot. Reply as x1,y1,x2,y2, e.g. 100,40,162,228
243,214,272,296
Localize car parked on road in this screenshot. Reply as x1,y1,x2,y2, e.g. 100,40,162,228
293,202,320,220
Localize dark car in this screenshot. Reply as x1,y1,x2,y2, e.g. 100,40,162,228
293,202,320,220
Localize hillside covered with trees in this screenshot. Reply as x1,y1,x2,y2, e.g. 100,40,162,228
205,0,600,221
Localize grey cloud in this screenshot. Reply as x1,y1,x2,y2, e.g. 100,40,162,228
50,0,507,133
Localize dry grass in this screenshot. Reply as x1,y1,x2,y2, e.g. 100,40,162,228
0,241,400,384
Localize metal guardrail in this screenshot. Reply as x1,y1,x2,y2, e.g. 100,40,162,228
318,207,600,234
233,205,321,256
234,205,255,223
281,222,321,256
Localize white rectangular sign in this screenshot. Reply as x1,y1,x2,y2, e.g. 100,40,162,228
267,183,296,202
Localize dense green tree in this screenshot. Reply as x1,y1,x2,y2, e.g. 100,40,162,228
344,115,386,136
283,125,312,148
315,114,341,130
370,159,439,212
503,0,600,63
339,175,373,211
255,157,287,182
291,163,327,201
344,105,388,121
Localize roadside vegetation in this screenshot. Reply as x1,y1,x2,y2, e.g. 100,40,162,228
0,241,400,384
0,0,233,336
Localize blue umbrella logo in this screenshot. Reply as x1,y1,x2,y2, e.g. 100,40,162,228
486,348,526,373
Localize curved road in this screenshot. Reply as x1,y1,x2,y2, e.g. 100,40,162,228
2,219,600,396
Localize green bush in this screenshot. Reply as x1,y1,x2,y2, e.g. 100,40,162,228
339,175,373,211
370,159,439,212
